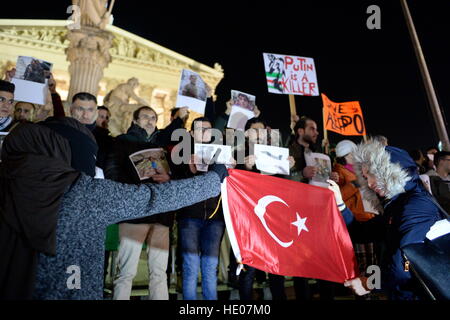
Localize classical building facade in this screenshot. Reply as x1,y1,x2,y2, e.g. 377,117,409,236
0,19,224,130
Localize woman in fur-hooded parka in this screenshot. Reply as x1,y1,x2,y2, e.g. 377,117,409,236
343,140,446,300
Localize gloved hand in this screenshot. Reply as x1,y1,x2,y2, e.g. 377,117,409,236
327,179,345,210
210,163,229,183
344,277,371,296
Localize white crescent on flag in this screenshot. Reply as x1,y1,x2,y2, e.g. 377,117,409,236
254,195,309,248
254,195,293,247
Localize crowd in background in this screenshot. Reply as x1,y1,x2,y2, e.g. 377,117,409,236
0,66,448,301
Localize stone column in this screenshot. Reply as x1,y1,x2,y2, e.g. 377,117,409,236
66,27,113,102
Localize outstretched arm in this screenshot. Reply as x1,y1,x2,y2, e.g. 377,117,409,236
81,171,222,227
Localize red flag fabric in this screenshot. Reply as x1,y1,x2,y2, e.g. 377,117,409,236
222,169,357,283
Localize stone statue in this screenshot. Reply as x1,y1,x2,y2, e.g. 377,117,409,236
103,77,150,136
73,0,114,30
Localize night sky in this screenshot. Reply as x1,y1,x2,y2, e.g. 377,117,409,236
3,0,449,152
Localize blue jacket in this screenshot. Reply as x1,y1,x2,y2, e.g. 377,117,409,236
343,144,445,300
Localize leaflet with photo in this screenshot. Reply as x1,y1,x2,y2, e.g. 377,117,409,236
194,143,233,172
129,148,171,180
304,151,331,188
254,144,290,175
11,56,53,105
176,69,208,114
227,105,255,131
231,90,256,111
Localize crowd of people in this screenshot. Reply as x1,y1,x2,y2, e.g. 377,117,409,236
0,66,448,301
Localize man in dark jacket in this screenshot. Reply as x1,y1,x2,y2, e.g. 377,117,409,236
92,106,114,171
288,116,339,300
173,117,225,300
111,105,188,300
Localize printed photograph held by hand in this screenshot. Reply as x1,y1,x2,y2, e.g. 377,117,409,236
15,56,52,84
179,69,207,101
305,152,331,188
129,148,170,180
176,69,208,114
194,143,233,172
231,90,255,111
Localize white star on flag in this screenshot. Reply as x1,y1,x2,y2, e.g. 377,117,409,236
291,213,309,236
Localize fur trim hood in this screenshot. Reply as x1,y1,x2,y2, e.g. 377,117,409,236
352,140,419,213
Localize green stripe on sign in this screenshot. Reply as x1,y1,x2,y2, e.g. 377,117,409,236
266,72,281,77
267,85,276,89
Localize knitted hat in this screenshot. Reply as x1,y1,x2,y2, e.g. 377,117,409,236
0,80,15,94
336,140,357,158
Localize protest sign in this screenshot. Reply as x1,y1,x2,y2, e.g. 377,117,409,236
129,148,170,180
227,90,256,130
11,56,53,105
227,106,255,131
176,69,208,114
254,144,290,175
194,143,233,172
304,152,331,188
231,90,255,111
263,53,319,96
322,94,366,136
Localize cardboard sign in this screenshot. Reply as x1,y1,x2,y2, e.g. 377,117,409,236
263,53,319,96
322,94,366,136
176,69,208,114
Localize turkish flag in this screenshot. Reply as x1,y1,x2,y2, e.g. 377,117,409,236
222,169,357,283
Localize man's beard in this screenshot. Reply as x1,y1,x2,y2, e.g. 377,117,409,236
303,135,316,145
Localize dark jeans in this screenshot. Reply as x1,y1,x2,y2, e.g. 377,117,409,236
239,265,286,300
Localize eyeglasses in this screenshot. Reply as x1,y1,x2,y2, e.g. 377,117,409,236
0,96,14,105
